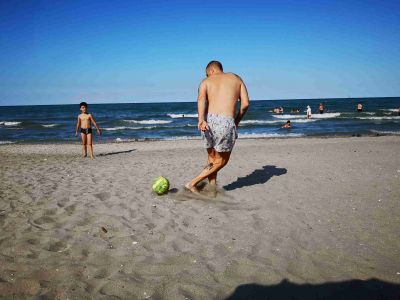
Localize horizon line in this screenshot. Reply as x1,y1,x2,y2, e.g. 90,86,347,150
0,96,399,107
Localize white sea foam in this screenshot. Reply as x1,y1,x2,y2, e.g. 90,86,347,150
105,123,197,131
370,130,400,135
380,109,399,112
104,126,133,131
114,133,303,142
1,121,22,126
104,126,154,131
238,133,304,138
42,124,59,128
168,113,198,118
241,119,317,125
123,119,172,124
164,136,202,141
0,141,15,145
273,113,340,119
272,114,307,119
357,116,400,120
241,120,280,124
291,119,318,123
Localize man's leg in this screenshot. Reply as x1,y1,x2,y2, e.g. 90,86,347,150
207,148,217,185
81,133,87,157
186,151,231,193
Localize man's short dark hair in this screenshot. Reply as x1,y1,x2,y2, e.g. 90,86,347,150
80,102,88,108
206,61,223,71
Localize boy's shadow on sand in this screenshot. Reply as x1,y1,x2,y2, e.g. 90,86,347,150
98,149,136,156
223,165,287,191
225,279,400,300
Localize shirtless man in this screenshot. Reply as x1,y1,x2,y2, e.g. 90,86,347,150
185,61,250,194
319,103,324,114
75,102,102,159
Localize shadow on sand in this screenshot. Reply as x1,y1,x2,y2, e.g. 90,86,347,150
223,165,287,191
98,149,136,157
225,279,400,300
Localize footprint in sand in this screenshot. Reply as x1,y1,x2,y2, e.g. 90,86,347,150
56,198,69,208
43,208,57,216
33,216,55,226
46,240,71,253
26,251,39,259
64,204,76,216
93,268,110,279
76,217,93,226
94,192,113,208
81,248,90,258
94,192,111,202
26,238,40,245
128,208,137,219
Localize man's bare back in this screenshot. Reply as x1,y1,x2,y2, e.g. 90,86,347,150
198,68,249,130
199,73,246,119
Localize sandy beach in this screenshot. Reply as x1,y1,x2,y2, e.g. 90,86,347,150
1,136,400,299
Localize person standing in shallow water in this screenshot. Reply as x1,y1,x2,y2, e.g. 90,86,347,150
319,103,324,114
306,105,312,119
185,61,250,194
357,102,363,112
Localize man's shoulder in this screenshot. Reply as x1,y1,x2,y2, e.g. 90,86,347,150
226,72,243,81
199,78,209,88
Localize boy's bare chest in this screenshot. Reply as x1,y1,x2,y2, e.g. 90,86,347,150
80,115,90,122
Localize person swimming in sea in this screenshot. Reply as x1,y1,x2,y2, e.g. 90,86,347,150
357,102,363,112
282,120,291,129
291,108,300,113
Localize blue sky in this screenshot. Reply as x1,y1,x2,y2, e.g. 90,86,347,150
1,0,399,105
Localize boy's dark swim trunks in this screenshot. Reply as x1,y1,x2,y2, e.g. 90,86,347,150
81,128,92,134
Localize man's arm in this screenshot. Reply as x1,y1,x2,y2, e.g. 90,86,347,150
197,80,209,131
90,114,102,135
75,116,81,136
234,81,250,127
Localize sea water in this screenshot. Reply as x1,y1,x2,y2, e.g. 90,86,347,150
0,97,399,144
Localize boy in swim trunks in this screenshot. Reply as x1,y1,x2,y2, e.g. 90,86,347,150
185,61,250,194
75,102,102,159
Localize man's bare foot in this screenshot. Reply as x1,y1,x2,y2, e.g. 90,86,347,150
90,156,95,159
185,183,200,195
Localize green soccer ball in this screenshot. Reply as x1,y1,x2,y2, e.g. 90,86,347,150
152,176,169,195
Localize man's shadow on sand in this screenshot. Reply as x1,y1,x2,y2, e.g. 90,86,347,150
223,165,287,191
